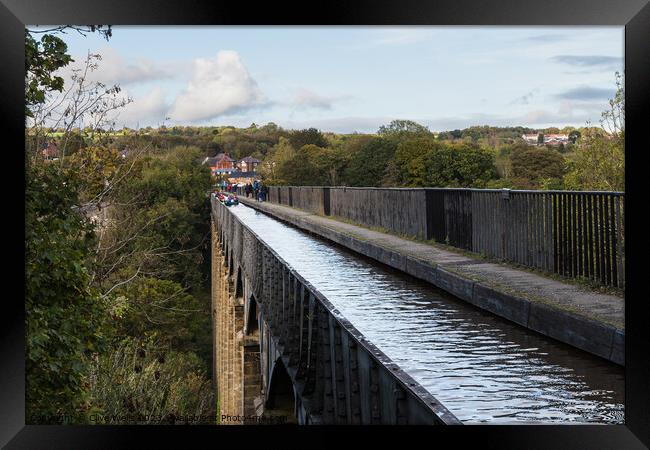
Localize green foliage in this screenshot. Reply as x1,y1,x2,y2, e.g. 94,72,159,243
105,146,212,289
88,337,214,424
261,137,351,186
422,142,497,188
377,119,431,140
342,138,397,187
25,161,108,423
65,146,122,202
486,178,515,189
258,137,296,184
510,145,566,187
568,130,581,144
25,26,112,118
114,278,211,362
287,127,328,150
25,30,72,116
393,137,434,186
563,128,624,191
564,73,624,191
282,144,334,186
394,138,497,187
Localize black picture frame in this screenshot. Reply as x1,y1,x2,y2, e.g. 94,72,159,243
2,0,648,448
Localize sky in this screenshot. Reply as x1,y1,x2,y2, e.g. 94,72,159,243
39,26,624,133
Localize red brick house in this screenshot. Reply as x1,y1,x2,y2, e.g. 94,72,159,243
203,153,235,176
42,142,60,160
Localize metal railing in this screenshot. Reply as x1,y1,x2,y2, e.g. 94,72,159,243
260,186,625,288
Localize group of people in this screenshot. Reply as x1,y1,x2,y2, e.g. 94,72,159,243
218,179,268,201
244,180,267,202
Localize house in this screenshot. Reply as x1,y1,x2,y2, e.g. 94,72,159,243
42,142,60,160
521,134,540,145
203,153,236,177
236,156,261,172
521,133,569,146
543,134,569,145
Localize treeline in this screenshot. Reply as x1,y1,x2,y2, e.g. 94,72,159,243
26,27,216,424
255,118,623,191
36,110,624,193
26,145,215,424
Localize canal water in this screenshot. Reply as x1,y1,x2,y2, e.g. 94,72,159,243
230,204,624,424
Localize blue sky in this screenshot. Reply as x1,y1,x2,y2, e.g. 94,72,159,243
48,26,623,133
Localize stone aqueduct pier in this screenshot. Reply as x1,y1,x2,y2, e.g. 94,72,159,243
210,196,461,425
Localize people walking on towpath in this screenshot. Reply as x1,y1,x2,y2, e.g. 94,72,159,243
253,180,260,201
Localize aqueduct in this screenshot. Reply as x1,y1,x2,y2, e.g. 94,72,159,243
210,196,460,425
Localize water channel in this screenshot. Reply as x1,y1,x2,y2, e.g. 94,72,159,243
230,204,624,424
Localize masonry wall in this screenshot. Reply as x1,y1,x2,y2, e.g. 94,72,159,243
212,221,244,423
212,220,264,424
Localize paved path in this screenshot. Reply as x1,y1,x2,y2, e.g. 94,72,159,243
237,197,624,364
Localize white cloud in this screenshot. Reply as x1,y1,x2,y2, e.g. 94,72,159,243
293,88,335,110
116,87,170,127
58,48,171,87
94,47,171,85
168,51,266,122
289,88,351,111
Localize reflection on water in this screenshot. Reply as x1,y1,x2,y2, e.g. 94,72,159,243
230,204,624,424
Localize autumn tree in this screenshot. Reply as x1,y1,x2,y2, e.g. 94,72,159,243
510,145,566,188
564,72,624,191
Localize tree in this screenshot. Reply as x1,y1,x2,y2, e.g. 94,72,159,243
25,26,112,118
259,137,296,184
343,138,397,186
377,119,431,140
280,144,335,186
393,137,435,185
97,146,212,292
564,72,624,191
563,128,624,191
449,129,463,139
25,24,117,424
394,138,497,187
25,30,72,117
510,146,566,186
114,278,210,356
537,133,545,145
26,161,109,423
568,130,581,144
423,142,497,188
601,71,625,137
287,127,328,150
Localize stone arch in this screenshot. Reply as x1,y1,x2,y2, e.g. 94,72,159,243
265,358,296,422
235,268,244,298
246,296,259,335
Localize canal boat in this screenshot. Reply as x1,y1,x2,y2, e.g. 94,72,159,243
216,191,239,207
